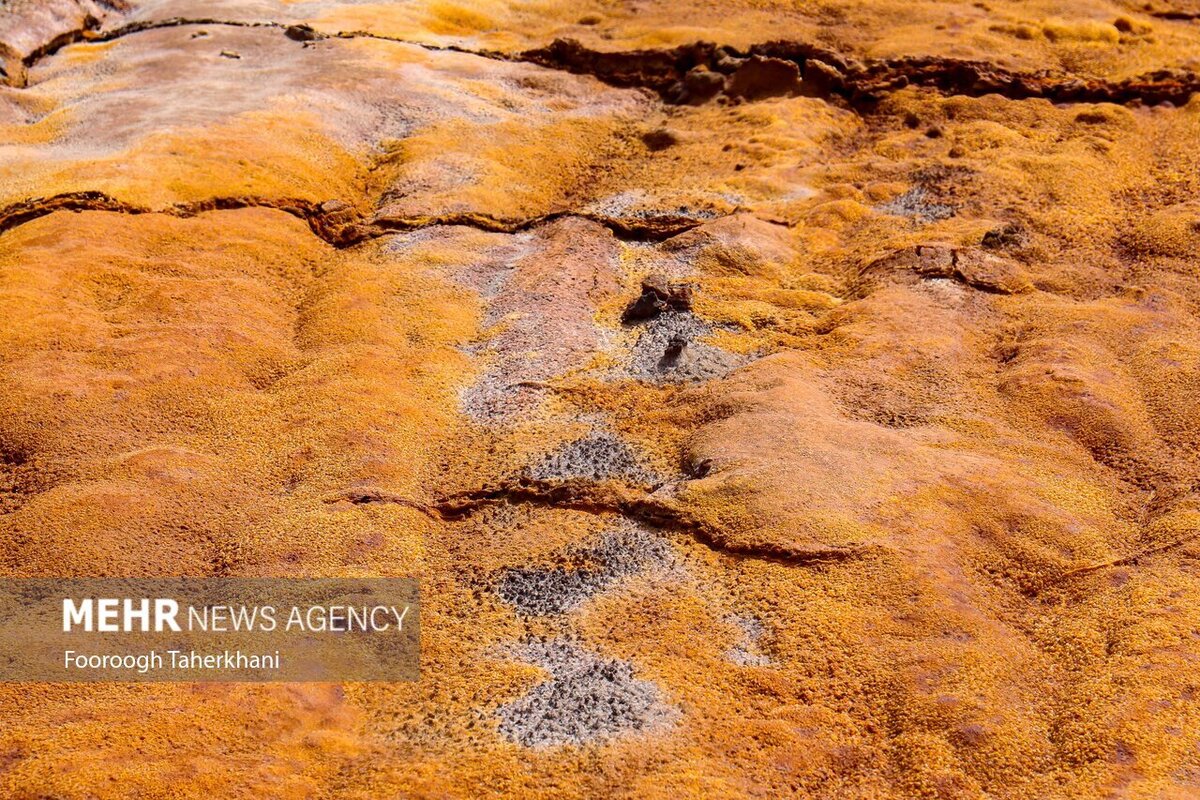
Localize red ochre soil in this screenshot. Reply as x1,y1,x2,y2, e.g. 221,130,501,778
3,0,1200,797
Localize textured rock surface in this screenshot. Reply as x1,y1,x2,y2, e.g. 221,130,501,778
4,0,1200,798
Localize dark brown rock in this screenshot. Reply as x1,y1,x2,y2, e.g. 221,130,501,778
622,273,694,323
724,56,803,100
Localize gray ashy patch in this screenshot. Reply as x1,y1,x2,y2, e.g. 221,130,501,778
724,613,773,667
623,313,745,383
496,639,677,748
526,427,656,484
877,187,955,222
584,189,723,223
496,523,671,616
459,366,551,424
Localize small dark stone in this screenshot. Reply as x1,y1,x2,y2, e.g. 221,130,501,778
624,312,744,383
285,24,320,42
661,335,687,363
800,59,845,97
622,274,693,323
1074,109,1111,124
982,222,1027,250
623,293,668,323
724,56,802,101
320,198,351,213
925,126,944,138
713,52,746,75
641,128,678,152
680,67,725,104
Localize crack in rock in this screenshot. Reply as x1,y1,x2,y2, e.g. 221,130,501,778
12,17,1200,109
1150,9,1200,20
519,37,1200,108
1044,529,1200,589
855,243,1035,297
0,192,367,245
435,477,873,565
0,192,730,249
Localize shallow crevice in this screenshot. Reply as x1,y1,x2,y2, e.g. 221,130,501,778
18,17,277,81
434,476,871,565
1150,9,1200,21
518,38,1200,108
12,19,1200,109
853,243,1034,298
0,191,361,245
1045,529,1200,588
0,192,730,248
321,488,441,518
13,16,522,87
373,209,708,242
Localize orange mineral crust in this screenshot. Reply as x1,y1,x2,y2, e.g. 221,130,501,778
3,0,1200,797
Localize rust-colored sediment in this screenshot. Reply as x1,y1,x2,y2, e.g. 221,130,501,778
3,0,1200,798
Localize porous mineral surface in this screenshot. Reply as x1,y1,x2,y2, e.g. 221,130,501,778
2,0,1200,797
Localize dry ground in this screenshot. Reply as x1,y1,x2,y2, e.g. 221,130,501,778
2,0,1200,797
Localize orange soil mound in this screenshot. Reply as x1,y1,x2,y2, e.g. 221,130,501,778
2,1,1200,798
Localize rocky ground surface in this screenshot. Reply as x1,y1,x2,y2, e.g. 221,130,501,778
3,0,1200,797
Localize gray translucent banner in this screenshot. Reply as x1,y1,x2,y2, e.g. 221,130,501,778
0,579,418,682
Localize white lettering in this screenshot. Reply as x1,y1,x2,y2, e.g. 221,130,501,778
63,599,91,632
